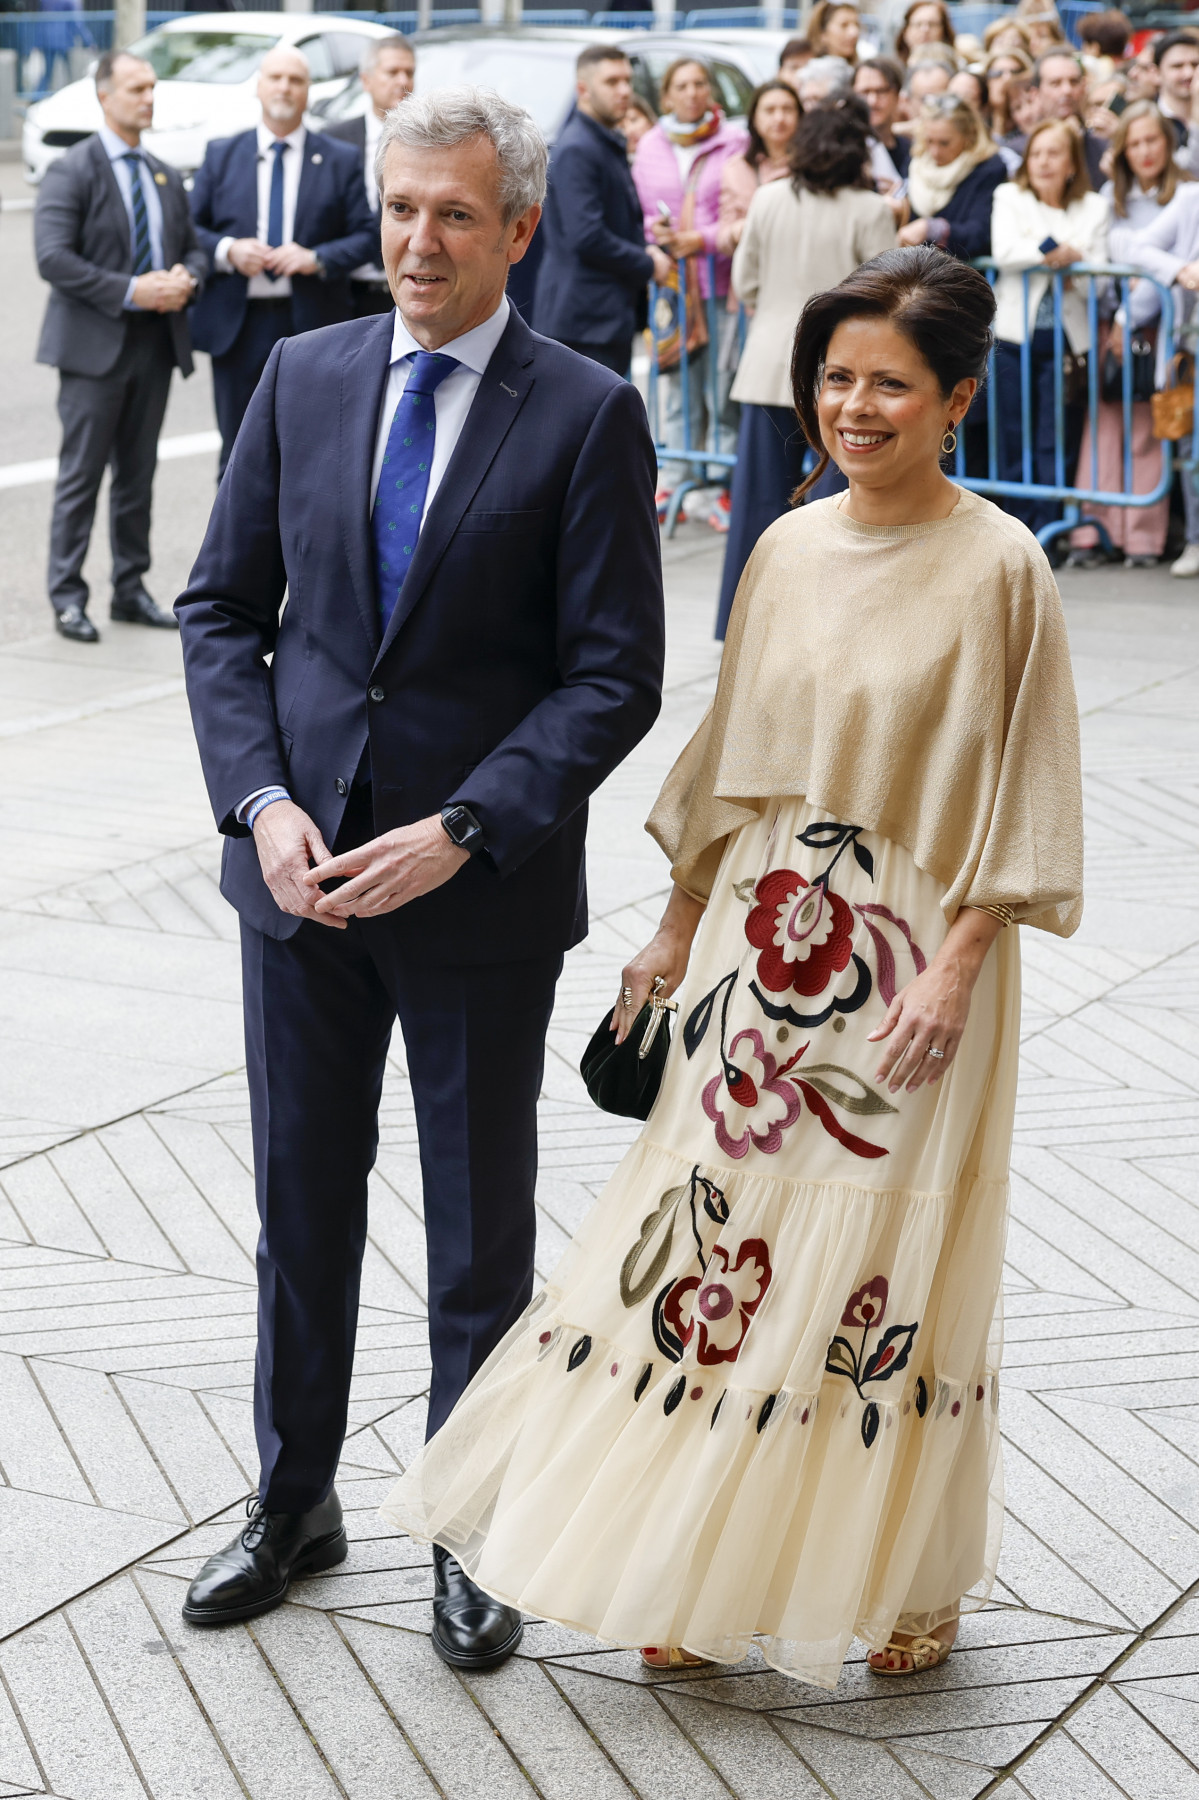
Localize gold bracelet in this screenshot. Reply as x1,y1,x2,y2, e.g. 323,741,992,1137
976,902,1016,928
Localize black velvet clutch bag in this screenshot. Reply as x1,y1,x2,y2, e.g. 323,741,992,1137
580,981,677,1121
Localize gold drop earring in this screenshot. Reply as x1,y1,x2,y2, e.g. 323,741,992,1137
941,420,958,455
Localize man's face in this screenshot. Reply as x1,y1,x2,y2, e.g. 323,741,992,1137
1037,54,1086,120
257,49,310,134
363,46,415,120
380,134,540,347
907,64,950,103
853,67,899,132
577,56,634,128
1158,41,1199,108
99,55,156,139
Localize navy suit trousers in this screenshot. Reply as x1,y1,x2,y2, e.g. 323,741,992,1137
242,792,561,1511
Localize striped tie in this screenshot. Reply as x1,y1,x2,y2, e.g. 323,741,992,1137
122,151,152,276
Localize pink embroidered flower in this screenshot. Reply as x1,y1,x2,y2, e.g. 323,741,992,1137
686,1238,773,1365
702,1028,801,1158
842,1276,888,1330
746,869,855,998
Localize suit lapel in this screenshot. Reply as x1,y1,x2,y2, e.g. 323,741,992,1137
294,130,326,247
374,312,536,665
91,137,133,261
339,312,395,656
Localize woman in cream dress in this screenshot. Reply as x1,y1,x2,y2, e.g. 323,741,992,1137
383,245,1083,1688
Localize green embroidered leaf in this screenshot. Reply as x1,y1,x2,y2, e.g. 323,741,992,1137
803,1063,898,1117
733,878,758,903
618,1185,687,1308
824,1336,858,1381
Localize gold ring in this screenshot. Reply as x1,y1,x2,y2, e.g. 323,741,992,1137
621,986,634,1010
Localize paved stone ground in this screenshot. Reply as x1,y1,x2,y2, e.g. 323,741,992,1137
2,521,1199,1800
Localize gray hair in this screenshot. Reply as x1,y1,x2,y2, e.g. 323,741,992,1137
798,54,853,96
362,33,413,74
374,86,548,224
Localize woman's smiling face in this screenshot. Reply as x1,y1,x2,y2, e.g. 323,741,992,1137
818,315,975,490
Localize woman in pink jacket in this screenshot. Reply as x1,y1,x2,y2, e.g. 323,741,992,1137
633,58,747,515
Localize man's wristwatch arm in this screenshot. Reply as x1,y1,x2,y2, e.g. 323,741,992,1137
440,803,486,856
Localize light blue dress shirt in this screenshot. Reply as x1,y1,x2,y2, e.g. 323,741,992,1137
97,122,165,309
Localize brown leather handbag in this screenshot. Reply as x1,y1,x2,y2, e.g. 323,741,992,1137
1152,352,1195,440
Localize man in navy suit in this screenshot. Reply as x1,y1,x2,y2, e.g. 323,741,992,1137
535,44,670,375
189,44,376,475
176,88,664,1670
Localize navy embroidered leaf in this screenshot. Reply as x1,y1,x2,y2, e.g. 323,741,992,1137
652,1281,687,1362
802,1063,898,1118
663,1374,686,1416
757,1394,776,1433
797,823,852,848
861,1322,918,1384
683,971,736,1060
710,1392,725,1430
634,1362,652,1402
861,1401,880,1448
915,1375,929,1418
567,1335,592,1372
824,1336,859,1383
853,838,875,881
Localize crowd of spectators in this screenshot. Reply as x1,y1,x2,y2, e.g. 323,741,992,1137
612,4,1199,591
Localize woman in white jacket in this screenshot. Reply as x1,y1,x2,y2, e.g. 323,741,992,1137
990,118,1109,542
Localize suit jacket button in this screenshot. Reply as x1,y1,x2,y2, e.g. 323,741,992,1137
369,686,385,703
335,777,348,795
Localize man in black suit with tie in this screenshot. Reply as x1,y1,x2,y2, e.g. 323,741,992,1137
189,44,376,476
323,33,415,319
176,87,664,1671
35,49,206,643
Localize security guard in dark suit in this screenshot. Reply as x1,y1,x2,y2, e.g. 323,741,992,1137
34,49,206,642
323,33,414,319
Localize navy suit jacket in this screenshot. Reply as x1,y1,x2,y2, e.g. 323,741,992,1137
175,305,665,961
189,127,377,359
535,107,652,348
925,154,1008,262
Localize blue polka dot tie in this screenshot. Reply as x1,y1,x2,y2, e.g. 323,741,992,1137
372,350,458,629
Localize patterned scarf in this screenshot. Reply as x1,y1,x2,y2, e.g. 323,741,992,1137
658,108,724,149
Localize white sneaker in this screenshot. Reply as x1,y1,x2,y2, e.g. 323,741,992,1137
1171,542,1199,577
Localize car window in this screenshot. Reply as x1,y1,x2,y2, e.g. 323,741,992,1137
295,35,335,84
128,29,277,85
323,32,374,79
414,38,578,136
631,47,751,118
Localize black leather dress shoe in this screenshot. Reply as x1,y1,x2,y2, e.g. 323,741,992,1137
182,1491,347,1626
110,588,178,628
431,1544,523,1671
55,605,98,643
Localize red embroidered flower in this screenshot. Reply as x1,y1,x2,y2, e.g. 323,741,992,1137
842,1276,888,1330
701,1028,801,1158
746,869,855,997
684,1239,773,1365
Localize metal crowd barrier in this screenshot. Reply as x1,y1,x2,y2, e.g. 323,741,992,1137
647,256,1184,552
645,252,740,534
958,260,1178,554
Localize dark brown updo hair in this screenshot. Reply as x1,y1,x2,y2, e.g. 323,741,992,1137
790,245,995,498
790,102,873,196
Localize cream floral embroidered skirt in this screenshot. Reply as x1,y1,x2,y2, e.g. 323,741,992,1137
381,797,1021,1688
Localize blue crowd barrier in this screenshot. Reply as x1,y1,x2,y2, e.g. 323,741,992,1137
958,260,1178,552
647,255,1184,551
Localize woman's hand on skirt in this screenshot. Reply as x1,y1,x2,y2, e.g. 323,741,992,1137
867,907,1003,1094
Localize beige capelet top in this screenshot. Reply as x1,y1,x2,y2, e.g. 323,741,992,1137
647,487,1083,936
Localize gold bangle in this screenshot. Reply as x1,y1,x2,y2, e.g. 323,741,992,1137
976,903,1016,928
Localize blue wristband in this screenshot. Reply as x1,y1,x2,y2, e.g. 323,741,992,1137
245,788,291,831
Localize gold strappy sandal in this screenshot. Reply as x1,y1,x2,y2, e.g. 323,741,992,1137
867,1633,954,1676
640,1646,712,1670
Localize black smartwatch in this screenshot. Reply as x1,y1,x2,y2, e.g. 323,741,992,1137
441,803,485,856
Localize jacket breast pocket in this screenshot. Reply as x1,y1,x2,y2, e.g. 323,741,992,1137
458,509,544,534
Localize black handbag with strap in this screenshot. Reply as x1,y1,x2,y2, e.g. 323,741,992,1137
580,978,677,1120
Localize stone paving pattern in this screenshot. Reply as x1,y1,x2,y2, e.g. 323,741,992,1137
1,532,1199,1798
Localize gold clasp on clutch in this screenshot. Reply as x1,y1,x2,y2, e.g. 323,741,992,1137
638,975,678,1061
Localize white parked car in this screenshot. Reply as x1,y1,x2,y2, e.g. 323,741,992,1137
22,11,397,185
